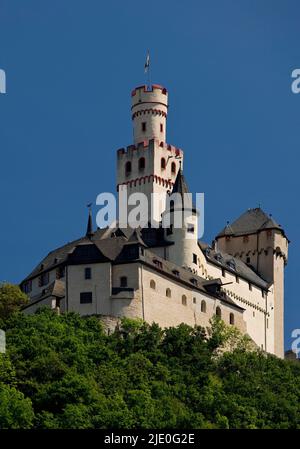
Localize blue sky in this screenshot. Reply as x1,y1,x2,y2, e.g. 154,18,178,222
0,1,299,349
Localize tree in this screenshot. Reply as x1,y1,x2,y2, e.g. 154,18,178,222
0,283,28,322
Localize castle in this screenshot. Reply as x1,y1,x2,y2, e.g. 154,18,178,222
20,83,289,358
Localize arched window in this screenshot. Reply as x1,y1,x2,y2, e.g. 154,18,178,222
182,295,187,306
161,158,166,170
216,306,221,318
166,288,171,298
150,279,156,290
201,300,206,313
139,157,145,171
230,313,235,325
125,161,131,175
171,161,176,174
120,276,127,288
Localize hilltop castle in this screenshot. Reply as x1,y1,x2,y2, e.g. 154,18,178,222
21,83,288,358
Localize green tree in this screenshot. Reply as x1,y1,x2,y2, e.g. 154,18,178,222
0,283,28,322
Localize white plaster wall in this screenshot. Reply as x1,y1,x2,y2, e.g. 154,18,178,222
67,263,111,316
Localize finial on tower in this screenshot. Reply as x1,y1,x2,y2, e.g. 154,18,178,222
86,203,93,237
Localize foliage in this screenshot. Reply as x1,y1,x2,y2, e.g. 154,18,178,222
0,306,300,429
0,283,28,322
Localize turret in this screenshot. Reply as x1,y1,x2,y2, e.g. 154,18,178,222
131,84,168,144
162,168,203,272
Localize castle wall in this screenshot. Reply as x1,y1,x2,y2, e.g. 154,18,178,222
67,263,111,315
204,260,274,353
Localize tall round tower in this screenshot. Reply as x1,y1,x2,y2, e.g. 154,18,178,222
131,84,168,144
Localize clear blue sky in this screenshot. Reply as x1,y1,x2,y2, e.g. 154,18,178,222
0,1,299,350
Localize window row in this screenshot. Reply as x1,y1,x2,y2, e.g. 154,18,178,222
125,159,176,175
140,122,164,133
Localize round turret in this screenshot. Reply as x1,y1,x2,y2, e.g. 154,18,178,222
131,84,168,144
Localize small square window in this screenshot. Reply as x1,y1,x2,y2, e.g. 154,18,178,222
80,292,93,304
120,276,128,287
187,224,195,233
85,267,92,280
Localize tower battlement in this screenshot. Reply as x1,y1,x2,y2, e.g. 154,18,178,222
117,139,183,158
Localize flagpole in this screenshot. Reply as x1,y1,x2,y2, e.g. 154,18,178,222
144,50,151,90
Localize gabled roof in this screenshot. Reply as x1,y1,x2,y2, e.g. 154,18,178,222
216,207,286,239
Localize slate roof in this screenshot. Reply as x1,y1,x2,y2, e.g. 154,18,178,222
216,207,286,238
21,226,170,283
172,168,190,196
201,244,269,290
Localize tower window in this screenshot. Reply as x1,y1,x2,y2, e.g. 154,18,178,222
246,256,250,264
171,162,176,174
193,297,196,304
142,122,146,132
192,253,197,264
160,123,163,133
236,275,239,283
249,283,252,291
201,300,206,313
139,157,145,171
80,292,92,304
230,313,235,325
161,158,166,170
243,235,249,243
120,276,128,287
166,288,171,298
182,295,187,306
84,267,91,280
125,161,132,175
222,268,226,277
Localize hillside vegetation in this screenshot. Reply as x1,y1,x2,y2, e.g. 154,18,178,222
0,285,299,429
